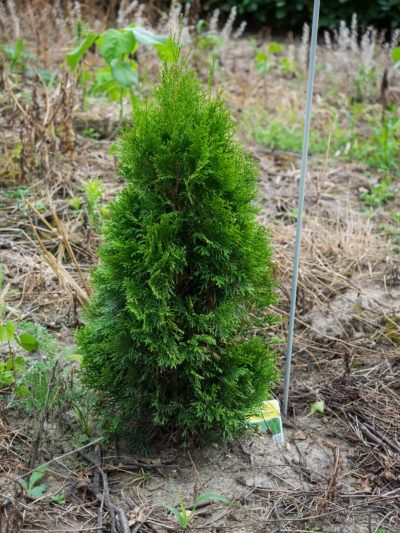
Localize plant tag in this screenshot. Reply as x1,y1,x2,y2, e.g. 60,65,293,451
248,399,284,443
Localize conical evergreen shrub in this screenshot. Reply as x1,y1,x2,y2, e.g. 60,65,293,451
77,55,278,445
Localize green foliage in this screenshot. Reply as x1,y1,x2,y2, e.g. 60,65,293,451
0,39,25,69
309,400,325,416
66,24,170,116
19,466,48,499
81,177,106,230
248,115,347,155
10,323,78,418
255,42,284,76
246,106,399,172
165,492,234,530
381,211,400,254
202,0,400,30
392,47,400,63
352,115,400,171
0,39,36,71
0,266,40,391
77,55,278,445
360,176,395,207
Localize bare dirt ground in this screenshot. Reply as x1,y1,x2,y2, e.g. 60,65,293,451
1,6,400,532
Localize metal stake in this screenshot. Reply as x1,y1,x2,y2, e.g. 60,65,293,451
283,0,320,417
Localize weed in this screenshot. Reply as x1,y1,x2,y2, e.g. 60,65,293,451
82,128,101,139
165,492,233,531
353,65,377,103
0,265,39,391
0,39,36,72
67,24,171,120
360,177,395,207
352,115,400,171
19,466,48,499
308,400,325,416
381,212,400,254
52,493,65,505
255,41,284,76
81,177,105,230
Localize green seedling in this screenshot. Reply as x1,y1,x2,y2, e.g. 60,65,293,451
52,493,65,505
19,466,48,499
352,115,400,171
82,128,101,139
353,65,377,103
81,177,105,230
279,55,297,75
0,265,39,390
165,492,234,531
66,24,171,119
255,42,284,76
308,400,325,416
0,39,36,71
360,177,394,207
37,69,57,87
69,196,81,210
72,400,91,437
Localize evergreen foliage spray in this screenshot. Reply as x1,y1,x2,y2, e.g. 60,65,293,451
77,54,278,445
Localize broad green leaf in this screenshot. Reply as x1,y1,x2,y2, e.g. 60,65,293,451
18,478,28,490
5,359,15,370
110,58,138,88
67,32,99,70
0,371,13,387
127,25,167,46
28,483,48,499
99,29,137,64
0,325,7,342
392,47,400,63
17,333,39,352
14,355,25,366
5,320,16,341
195,492,233,506
310,400,325,415
29,466,46,490
92,66,122,99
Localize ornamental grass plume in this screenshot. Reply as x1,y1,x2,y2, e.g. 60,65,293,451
77,50,278,446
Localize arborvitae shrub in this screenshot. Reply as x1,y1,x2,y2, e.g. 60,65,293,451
77,56,278,445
